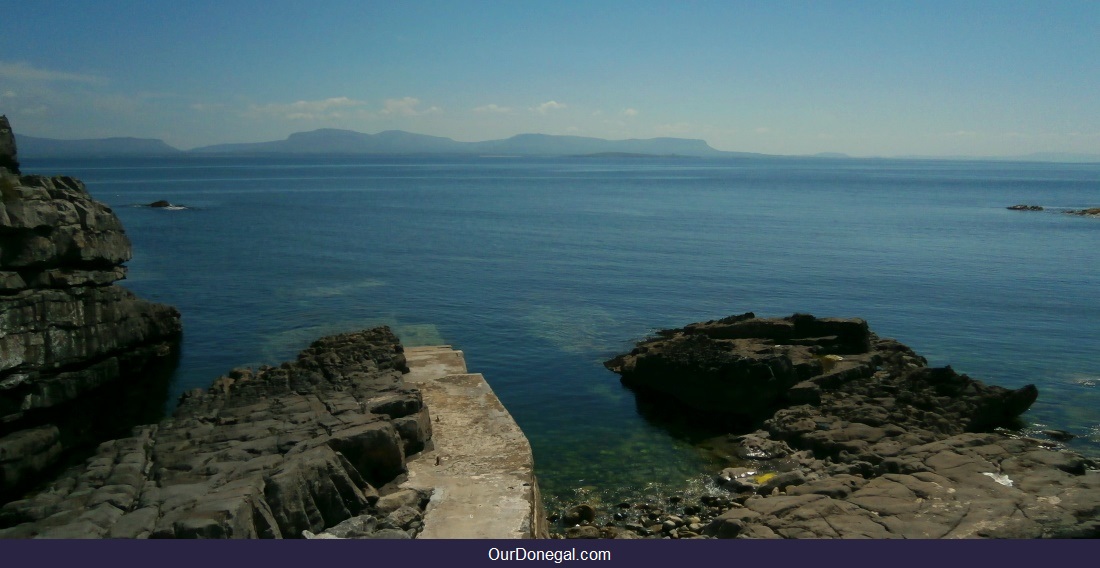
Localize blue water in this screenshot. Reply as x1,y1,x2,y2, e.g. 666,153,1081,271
22,155,1100,505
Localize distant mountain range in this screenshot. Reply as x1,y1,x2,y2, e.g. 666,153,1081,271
19,129,749,159
18,135,181,158
192,129,751,158
14,129,1100,163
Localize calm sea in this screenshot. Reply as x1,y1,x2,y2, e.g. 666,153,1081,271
22,155,1100,506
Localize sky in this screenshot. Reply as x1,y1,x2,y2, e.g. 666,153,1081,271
1,0,1098,157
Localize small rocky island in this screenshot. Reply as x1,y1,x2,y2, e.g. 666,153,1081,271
1067,207,1100,217
1007,203,1100,217
556,314,1099,538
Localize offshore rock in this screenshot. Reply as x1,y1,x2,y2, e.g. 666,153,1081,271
0,328,435,539
594,313,1098,538
1,170,181,500
1066,207,1100,217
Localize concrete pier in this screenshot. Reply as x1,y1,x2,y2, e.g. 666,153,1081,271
401,346,547,539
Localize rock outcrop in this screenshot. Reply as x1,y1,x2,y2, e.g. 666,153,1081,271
1007,204,1043,211
1,170,182,500
0,116,18,175
588,313,1099,538
0,328,435,539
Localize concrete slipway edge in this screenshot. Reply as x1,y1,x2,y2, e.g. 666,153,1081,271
401,346,548,539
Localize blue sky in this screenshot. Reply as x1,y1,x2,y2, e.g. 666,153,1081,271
1,0,1097,156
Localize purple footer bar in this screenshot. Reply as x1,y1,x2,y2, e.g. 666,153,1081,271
2,540,1098,568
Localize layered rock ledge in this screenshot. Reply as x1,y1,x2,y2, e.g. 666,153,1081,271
581,313,1099,539
0,328,432,538
0,331,546,539
1,169,182,500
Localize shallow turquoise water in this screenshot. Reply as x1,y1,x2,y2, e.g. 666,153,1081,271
23,155,1100,504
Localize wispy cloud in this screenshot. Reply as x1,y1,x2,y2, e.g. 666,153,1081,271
944,130,979,137
18,104,48,116
248,97,371,120
532,100,566,114
655,122,693,135
190,102,225,112
622,108,639,117
473,103,512,114
382,97,441,116
754,127,771,134
0,61,106,85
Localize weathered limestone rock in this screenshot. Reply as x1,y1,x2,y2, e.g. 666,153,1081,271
0,328,438,539
1,167,181,500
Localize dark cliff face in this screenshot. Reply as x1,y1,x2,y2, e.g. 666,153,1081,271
0,116,19,175
0,173,182,501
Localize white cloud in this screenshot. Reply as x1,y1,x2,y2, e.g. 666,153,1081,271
754,127,771,134
532,100,566,114
19,105,48,116
473,103,512,113
1,90,15,98
622,108,638,117
249,97,371,120
382,97,441,116
0,61,106,85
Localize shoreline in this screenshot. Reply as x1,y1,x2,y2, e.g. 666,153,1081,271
552,314,1099,538
4,137,1098,539
2,332,545,539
